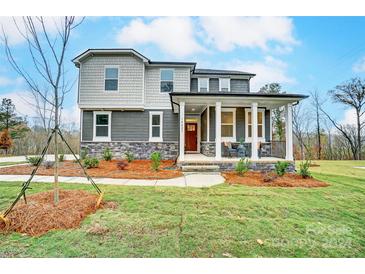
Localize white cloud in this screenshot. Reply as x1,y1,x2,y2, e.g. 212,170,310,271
0,17,63,45
339,108,364,126
116,17,205,58
352,56,365,73
0,76,24,87
223,56,296,91
200,16,298,52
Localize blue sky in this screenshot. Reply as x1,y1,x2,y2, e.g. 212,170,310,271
1,16,365,125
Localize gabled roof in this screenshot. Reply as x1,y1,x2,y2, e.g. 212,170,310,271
72,48,150,67
193,68,256,77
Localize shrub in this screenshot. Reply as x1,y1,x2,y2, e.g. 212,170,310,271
124,151,135,163
235,158,250,176
299,160,312,178
80,148,88,160
59,154,65,162
275,161,290,176
150,151,161,171
116,160,128,170
26,156,42,166
44,161,54,169
83,157,99,169
103,147,113,161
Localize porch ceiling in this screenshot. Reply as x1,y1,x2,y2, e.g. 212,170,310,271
170,92,308,113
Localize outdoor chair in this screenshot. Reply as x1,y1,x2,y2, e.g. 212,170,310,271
223,142,238,158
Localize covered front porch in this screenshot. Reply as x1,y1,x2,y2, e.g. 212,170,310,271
170,92,307,165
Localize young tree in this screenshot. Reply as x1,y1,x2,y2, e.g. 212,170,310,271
2,17,84,204
321,78,365,160
0,98,29,139
259,83,284,140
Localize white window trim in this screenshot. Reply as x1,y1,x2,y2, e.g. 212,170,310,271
221,108,236,142
93,111,112,142
104,65,119,92
245,108,265,143
160,68,174,93
219,78,231,92
198,78,209,92
149,111,163,142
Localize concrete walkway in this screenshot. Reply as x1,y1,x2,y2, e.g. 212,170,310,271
0,173,224,188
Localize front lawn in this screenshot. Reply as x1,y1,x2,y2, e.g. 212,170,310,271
0,160,364,257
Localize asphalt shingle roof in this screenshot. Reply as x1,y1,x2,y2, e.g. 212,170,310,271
193,68,255,76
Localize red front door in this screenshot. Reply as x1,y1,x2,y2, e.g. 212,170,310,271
185,123,198,151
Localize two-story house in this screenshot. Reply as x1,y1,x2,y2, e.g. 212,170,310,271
73,49,307,170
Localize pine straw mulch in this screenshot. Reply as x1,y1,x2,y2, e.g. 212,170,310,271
0,190,117,236
0,159,182,179
222,171,329,188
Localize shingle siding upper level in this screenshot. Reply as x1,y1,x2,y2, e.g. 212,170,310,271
74,49,255,109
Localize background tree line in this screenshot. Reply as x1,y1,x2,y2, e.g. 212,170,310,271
260,78,365,160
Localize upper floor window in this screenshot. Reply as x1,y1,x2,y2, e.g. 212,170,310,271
160,69,174,92
219,78,230,92
105,67,119,91
198,78,209,92
93,111,111,141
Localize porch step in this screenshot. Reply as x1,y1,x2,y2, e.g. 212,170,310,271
181,165,220,172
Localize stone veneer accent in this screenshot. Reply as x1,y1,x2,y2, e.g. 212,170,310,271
81,141,178,160
218,161,295,172
200,142,216,157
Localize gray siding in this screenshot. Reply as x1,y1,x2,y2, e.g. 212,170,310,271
209,106,215,141
265,109,271,141
82,111,93,141
82,110,178,142
231,79,249,92
190,78,249,92
236,107,245,141
145,66,191,108
79,55,144,108
201,109,207,141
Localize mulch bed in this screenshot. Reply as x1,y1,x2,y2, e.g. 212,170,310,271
222,171,329,188
0,160,183,180
0,190,117,236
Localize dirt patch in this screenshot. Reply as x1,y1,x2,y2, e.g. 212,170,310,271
0,159,182,179
223,171,329,188
0,189,116,236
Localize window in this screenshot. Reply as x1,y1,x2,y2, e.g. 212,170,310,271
245,109,265,142
221,108,236,142
198,78,209,92
219,78,230,92
149,111,163,142
160,69,174,92
93,111,111,141
104,67,119,91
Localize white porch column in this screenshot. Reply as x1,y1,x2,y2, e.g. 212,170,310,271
215,101,222,160
251,102,259,160
285,103,294,161
179,101,185,161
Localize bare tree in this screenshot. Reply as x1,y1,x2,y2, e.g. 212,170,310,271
2,16,84,204
293,102,312,159
328,78,365,159
310,90,325,160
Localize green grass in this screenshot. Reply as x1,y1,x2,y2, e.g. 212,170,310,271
0,161,364,257
0,161,27,166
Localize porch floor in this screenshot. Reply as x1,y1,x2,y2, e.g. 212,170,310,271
177,153,288,164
